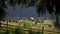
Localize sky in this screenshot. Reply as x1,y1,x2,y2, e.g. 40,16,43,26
5,5,38,18
4,3,53,20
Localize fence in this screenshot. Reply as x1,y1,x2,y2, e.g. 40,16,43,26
0,21,60,34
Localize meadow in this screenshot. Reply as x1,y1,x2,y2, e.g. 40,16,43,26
0,19,60,34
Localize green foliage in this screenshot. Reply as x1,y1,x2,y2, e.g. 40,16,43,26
0,0,7,20
54,21,60,29
5,27,14,34
54,16,60,29
28,28,42,34
0,6,6,20
15,27,26,34
20,19,35,27
0,29,5,34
